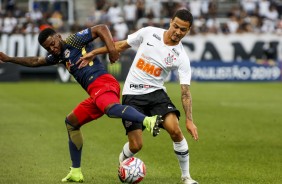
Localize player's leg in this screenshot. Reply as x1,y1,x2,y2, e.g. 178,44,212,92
118,94,149,164
105,102,161,136
62,98,104,182
162,113,198,184
149,90,197,184
119,129,143,163
92,75,162,136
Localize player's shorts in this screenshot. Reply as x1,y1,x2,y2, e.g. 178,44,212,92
122,89,180,133
73,74,120,125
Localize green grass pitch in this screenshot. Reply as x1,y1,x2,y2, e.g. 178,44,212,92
0,81,281,184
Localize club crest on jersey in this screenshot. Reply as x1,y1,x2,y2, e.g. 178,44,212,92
164,53,176,67
64,49,70,58
65,60,73,71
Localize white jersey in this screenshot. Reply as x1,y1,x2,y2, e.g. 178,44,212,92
122,26,191,95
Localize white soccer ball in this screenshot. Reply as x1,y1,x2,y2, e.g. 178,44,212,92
118,157,146,183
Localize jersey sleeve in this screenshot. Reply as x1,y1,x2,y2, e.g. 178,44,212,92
126,27,149,48
178,54,192,85
45,54,59,65
65,28,93,49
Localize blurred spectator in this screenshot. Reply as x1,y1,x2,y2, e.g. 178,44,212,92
275,19,282,34
27,8,43,23
123,0,137,30
145,0,162,18
258,0,270,17
49,11,64,31
38,20,52,31
5,0,15,12
2,11,17,33
189,0,202,19
95,0,107,10
208,0,218,17
227,14,239,33
261,4,279,33
136,0,145,19
206,16,220,34
22,16,40,34
113,17,129,40
107,2,122,24
201,0,210,18
240,0,256,15
1,0,282,35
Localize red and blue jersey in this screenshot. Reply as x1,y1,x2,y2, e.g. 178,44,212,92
45,28,107,90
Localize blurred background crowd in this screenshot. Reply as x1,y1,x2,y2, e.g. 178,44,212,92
0,0,282,39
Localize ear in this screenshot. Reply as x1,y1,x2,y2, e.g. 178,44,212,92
57,34,62,39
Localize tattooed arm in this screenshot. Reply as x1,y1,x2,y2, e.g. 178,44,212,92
0,52,48,67
181,84,199,141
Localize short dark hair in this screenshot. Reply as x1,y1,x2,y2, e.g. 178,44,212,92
172,9,193,26
38,28,57,45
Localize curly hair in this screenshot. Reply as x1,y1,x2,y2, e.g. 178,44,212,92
38,28,57,45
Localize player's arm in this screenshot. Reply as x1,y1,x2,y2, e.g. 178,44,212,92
0,52,48,67
89,40,130,56
90,25,119,63
76,40,131,69
181,84,199,141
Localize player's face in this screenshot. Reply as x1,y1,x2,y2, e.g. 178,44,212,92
41,34,63,56
168,17,191,43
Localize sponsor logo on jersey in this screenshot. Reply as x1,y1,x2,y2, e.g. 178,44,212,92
77,29,89,36
64,49,70,58
153,33,161,41
129,84,153,89
164,53,176,67
172,48,179,56
136,58,162,77
65,60,73,71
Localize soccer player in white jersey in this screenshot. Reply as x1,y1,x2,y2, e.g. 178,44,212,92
77,9,199,184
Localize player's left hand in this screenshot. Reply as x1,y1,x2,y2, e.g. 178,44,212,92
76,53,95,69
185,120,198,141
108,50,120,64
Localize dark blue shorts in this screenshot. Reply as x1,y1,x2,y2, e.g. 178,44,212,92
122,89,180,133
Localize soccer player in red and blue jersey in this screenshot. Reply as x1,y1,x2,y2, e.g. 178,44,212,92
0,25,162,182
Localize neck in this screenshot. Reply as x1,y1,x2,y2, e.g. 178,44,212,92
163,31,179,46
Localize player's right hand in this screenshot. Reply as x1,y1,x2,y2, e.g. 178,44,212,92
186,119,199,141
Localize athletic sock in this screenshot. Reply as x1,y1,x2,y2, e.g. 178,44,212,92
69,139,82,168
65,118,83,168
173,138,191,178
106,104,145,123
119,142,135,162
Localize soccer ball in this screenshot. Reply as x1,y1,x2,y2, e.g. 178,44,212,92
118,157,146,183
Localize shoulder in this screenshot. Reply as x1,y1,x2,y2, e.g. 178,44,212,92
176,42,188,58
137,26,164,39
65,28,91,44
141,26,164,33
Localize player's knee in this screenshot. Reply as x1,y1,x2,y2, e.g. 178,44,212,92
65,117,83,149
169,128,183,141
65,117,80,130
